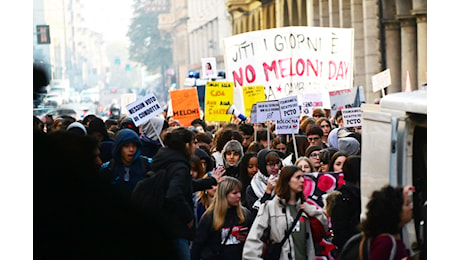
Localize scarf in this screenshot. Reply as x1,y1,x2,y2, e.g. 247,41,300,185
250,171,272,209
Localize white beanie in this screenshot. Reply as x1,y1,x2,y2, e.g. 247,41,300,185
66,122,87,136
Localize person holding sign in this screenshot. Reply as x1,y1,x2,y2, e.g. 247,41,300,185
140,117,169,158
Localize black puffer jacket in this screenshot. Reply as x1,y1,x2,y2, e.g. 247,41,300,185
152,147,195,240
330,181,361,250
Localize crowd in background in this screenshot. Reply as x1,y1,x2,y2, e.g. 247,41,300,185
34,106,420,260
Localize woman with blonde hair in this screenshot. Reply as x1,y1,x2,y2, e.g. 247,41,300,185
191,176,252,260
295,156,315,174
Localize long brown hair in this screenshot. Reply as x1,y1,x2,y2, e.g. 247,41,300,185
275,166,306,202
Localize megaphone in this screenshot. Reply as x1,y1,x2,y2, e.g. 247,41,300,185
227,104,247,121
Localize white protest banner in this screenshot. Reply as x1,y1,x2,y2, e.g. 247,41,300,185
372,69,391,93
276,118,300,135
224,26,354,101
342,107,362,127
126,93,162,126
299,93,323,117
256,100,281,122
278,96,300,120
329,87,359,118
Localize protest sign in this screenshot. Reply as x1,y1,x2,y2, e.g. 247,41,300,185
278,96,300,120
242,85,266,117
126,93,162,126
170,88,201,126
329,87,360,118
372,69,391,93
276,118,300,135
224,26,354,101
299,93,323,117
205,81,234,122
121,93,137,115
201,57,217,79
256,100,281,122
342,107,362,127
250,104,259,123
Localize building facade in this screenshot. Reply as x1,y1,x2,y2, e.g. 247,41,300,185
187,0,233,73
225,0,427,102
33,0,110,90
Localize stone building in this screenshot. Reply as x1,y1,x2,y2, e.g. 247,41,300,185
159,0,232,87
225,0,426,102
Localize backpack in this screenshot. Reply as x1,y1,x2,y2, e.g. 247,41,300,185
338,233,397,260
131,166,172,220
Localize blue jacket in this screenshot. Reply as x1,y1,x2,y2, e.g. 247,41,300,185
100,129,152,198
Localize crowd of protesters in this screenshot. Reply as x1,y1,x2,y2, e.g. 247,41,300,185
34,105,421,260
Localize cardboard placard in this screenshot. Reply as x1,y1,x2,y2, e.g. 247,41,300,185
126,93,162,126
170,88,201,126
204,81,234,122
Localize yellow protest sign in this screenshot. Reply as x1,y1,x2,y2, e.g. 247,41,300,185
242,85,266,118
170,88,201,126
205,81,234,122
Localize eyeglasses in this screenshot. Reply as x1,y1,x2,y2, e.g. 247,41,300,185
308,137,320,142
266,161,282,167
313,114,322,117
309,152,320,158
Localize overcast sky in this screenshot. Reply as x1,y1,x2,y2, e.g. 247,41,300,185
81,0,133,43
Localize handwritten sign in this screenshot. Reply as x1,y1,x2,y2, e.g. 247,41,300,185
276,118,300,135
224,26,354,100
278,96,300,120
120,93,137,115
242,85,266,118
372,69,391,92
170,88,201,126
342,107,362,127
205,81,234,122
299,93,323,117
126,93,162,126
256,100,281,122
329,87,359,118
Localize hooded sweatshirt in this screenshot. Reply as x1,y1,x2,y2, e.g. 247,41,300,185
152,146,195,240
140,117,165,158
246,149,284,212
100,129,151,198
222,140,244,178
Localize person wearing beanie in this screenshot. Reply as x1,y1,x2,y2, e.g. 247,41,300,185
66,121,87,136
245,149,284,214
338,137,360,156
140,117,169,158
305,145,322,172
222,140,244,178
119,117,140,136
194,147,214,175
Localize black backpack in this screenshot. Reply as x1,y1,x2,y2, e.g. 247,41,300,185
131,166,173,220
338,233,369,260
338,233,397,260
